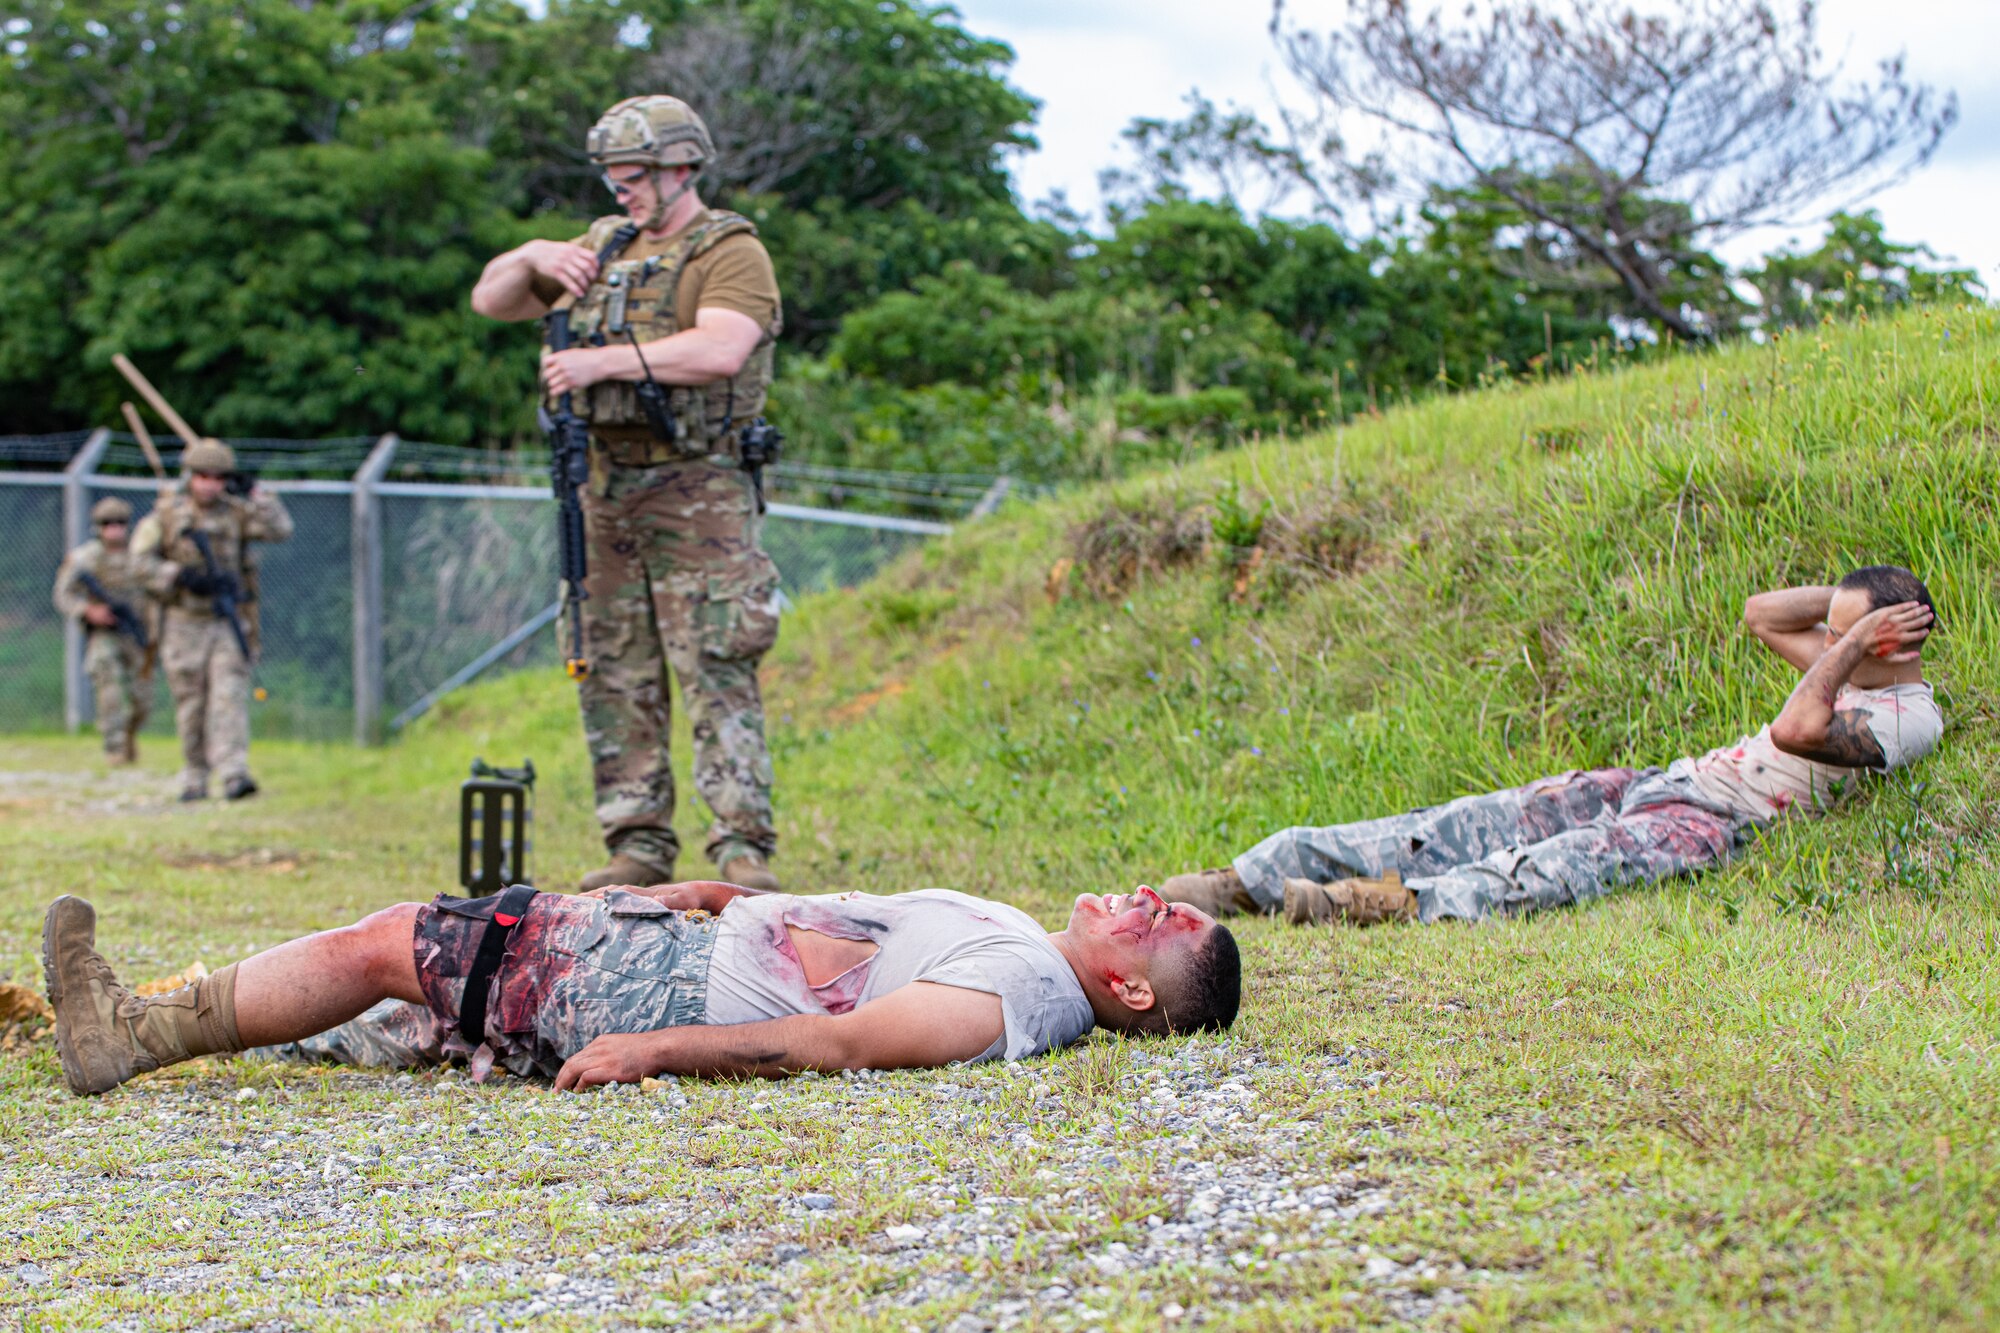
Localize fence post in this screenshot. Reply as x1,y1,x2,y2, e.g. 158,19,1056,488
968,475,1013,520
61,429,113,734
351,433,398,745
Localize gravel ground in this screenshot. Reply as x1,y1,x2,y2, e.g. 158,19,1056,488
3,1035,1486,1329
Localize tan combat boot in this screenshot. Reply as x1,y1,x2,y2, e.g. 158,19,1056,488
40,896,241,1096
578,852,675,894
1282,869,1417,927
1159,866,1264,917
718,849,781,893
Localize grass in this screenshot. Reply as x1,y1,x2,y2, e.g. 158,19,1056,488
3,304,1998,1327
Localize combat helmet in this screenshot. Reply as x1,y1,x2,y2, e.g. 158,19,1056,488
588,96,713,228
182,438,236,476
91,496,133,525
588,95,714,169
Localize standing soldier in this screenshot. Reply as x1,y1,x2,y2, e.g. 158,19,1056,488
470,95,786,893
131,439,293,802
51,497,154,765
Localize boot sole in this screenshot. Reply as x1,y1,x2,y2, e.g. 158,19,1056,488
40,896,135,1097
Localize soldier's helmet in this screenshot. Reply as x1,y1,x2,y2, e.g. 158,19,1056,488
587,95,714,169
91,496,133,525
182,438,236,476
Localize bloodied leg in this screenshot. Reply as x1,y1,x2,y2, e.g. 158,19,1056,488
1232,767,1641,909
1407,769,1750,921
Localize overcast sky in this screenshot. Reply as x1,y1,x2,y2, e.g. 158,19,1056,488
953,0,1999,287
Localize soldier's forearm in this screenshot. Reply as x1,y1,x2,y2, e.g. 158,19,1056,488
592,329,749,387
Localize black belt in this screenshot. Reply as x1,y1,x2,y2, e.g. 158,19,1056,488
456,883,539,1047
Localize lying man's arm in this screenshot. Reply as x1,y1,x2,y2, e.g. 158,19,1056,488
579,880,766,911
1742,585,1838,672
1768,601,1931,767
553,982,1006,1090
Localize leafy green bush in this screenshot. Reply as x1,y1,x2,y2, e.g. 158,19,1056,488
1113,388,1253,437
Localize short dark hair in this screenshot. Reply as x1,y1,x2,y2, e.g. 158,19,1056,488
1839,565,1935,617
1157,926,1242,1034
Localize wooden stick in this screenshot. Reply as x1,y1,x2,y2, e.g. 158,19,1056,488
110,353,201,447
119,401,169,480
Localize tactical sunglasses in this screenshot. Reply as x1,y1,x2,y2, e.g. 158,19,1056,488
601,169,652,198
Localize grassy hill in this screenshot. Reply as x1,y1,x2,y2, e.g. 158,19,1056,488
3,304,1996,1328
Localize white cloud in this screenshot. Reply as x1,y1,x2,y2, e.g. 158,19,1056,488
958,0,1998,287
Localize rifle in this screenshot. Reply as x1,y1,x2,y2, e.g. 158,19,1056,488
75,572,149,650
187,529,253,664
541,310,595,682
538,223,638,682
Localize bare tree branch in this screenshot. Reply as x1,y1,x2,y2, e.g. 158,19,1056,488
1266,0,1956,337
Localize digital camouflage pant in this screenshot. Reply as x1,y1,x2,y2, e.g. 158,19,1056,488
159,611,252,792
251,890,719,1080
576,458,782,872
84,631,148,756
1234,765,1753,922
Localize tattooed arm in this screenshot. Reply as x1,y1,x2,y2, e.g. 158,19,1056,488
1768,601,1931,766
553,983,1006,1088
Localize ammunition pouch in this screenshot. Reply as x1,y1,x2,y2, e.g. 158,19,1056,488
591,420,747,471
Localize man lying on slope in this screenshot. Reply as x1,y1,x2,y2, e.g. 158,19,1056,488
43,883,1239,1096
1161,567,1942,925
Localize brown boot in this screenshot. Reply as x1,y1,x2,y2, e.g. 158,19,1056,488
40,896,242,1096
1282,869,1417,927
578,852,675,894
717,849,781,893
1159,866,1263,917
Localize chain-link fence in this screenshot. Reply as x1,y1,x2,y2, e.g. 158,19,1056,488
0,432,990,743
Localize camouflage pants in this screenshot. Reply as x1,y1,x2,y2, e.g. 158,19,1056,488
1234,765,1751,922
84,631,148,755
250,890,719,1080
576,459,782,870
160,612,252,791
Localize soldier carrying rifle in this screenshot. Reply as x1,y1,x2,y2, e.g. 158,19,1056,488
51,497,154,766
472,95,787,893
132,438,293,802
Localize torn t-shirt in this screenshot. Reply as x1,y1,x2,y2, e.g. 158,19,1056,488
702,890,1095,1062
1681,681,1942,823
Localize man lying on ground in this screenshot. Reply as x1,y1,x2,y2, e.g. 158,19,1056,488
42,881,1239,1097
1161,567,1942,925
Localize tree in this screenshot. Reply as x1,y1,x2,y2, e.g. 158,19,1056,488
1744,210,1985,333
642,0,1035,214
0,0,1047,438
1266,0,1957,339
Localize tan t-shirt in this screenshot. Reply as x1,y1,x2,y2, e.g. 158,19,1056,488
1683,681,1942,822
533,209,781,332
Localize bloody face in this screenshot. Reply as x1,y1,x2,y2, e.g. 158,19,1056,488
1066,885,1217,980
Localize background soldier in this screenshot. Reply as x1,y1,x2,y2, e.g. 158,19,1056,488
471,95,786,893
132,439,293,802
51,497,154,765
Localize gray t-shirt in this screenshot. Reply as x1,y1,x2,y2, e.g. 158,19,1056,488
1685,681,1943,822
703,890,1095,1061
